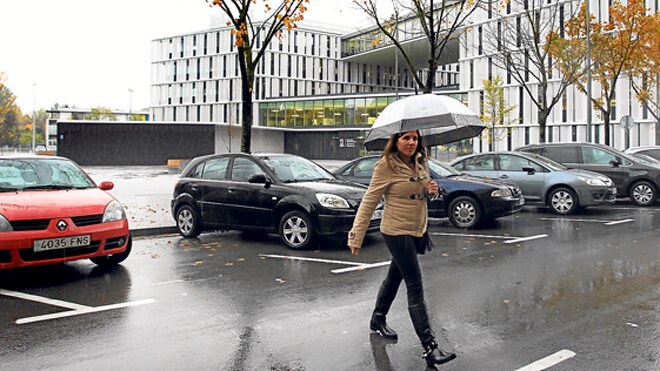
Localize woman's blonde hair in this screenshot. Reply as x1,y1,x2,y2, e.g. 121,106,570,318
381,130,428,170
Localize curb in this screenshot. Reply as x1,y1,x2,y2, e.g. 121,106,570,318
130,226,179,238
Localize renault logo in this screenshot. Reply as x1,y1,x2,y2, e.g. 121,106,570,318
57,220,68,231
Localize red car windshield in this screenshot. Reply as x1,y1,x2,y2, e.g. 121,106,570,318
0,158,96,191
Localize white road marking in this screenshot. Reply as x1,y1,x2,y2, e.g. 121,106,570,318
150,279,186,286
0,289,91,310
16,299,155,325
432,232,517,240
515,349,576,371
503,234,548,244
259,254,391,274
259,254,365,266
432,232,548,244
541,217,634,224
331,261,391,274
604,218,634,225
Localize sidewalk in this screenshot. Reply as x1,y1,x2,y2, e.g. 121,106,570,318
83,159,348,237
84,166,179,237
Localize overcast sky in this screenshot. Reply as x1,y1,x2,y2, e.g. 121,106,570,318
0,0,378,114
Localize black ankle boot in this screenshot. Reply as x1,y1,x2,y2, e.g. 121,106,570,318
422,341,456,368
370,313,398,340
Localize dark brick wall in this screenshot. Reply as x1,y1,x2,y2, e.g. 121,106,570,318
57,121,215,165
284,130,367,160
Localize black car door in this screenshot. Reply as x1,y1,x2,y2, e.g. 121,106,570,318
578,145,627,193
226,157,275,228
197,157,231,227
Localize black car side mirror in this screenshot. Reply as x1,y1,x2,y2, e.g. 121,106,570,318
522,166,535,175
248,174,271,185
610,158,621,167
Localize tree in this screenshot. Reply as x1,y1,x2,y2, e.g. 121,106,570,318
354,0,480,94
485,0,587,143
551,0,657,145
480,76,517,150
624,12,660,127
85,107,117,121
0,72,25,147
206,0,310,153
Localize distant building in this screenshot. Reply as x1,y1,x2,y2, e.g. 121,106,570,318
46,108,149,149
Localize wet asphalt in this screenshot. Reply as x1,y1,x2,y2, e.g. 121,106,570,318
1,197,660,370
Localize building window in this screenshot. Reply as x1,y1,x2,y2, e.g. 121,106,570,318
209,58,213,79
173,61,177,82
193,35,197,56
168,39,173,59
560,5,565,38
203,34,208,55
562,91,567,122
519,87,524,123
192,82,196,104
215,81,219,102
516,16,521,48
203,82,207,103
572,125,577,141
180,37,184,58
196,59,201,80
478,27,482,55
469,61,474,89
216,32,220,53
186,60,190,81
525,127,530,144
223,56,227,77
488,58,492,81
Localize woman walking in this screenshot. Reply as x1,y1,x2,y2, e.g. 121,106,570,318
347,130,456,368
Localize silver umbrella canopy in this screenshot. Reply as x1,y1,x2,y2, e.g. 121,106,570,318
364,94,486,151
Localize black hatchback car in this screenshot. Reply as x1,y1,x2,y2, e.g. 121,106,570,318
333,155,524,228
171,153,383,249
517,142,660,206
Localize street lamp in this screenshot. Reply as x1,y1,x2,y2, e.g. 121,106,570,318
32,83,36,152
128,88,134,118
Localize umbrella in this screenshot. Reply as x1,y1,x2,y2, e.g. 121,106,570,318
364,94,486,151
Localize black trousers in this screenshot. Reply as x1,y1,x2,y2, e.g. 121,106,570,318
373,233,435,346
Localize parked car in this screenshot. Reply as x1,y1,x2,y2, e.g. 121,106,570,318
0,155,131,269
171,153,383,249
624,146,660,162
333,155,524,228
517,142,660,206
450,151,616,215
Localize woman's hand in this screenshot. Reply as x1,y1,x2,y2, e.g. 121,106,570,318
426,179,440,195
348,245,360,256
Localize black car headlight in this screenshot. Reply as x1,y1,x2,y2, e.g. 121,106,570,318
491,188,513,198
316,193,350,209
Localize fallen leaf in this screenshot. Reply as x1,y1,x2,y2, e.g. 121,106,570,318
194,260,203,265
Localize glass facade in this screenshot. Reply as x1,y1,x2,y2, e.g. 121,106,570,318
258,93,467,128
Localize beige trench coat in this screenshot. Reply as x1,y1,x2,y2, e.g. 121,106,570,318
348,152,433,249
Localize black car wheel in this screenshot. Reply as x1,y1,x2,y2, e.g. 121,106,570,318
548,187,578,215
630,181,656,206
90,235,132,267
448,196,481,228
176,204,202,238
279,210,316,249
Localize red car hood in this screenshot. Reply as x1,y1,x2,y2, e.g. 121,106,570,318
0,189,116,221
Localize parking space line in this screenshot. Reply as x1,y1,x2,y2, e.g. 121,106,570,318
604,218,634,225
503,235,548,244
0,289,91,310
514,349,576,371
331,262,391,274
431,232,548,244
259,254,391,274
16,299,156,325
540,217,634,225
259,254,365,266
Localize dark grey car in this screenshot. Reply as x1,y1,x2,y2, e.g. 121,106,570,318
518,142,660,206
450,151,616,214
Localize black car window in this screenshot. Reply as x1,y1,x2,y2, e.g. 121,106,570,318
644,149,660,160
544,146,578,163
231,157,264,182
202,157,229,180
582,147,616,165
460,155,495,171
354,159,376,177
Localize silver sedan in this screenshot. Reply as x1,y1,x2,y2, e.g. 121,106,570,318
450,151,617,214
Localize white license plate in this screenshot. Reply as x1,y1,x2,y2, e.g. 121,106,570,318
611,188,617,195
371,209,383,220
33,235,91,252
518,196,525,205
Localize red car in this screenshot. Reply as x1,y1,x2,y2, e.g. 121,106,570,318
0,155,131,269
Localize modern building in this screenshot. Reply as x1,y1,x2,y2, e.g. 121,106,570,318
149,3,659,159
